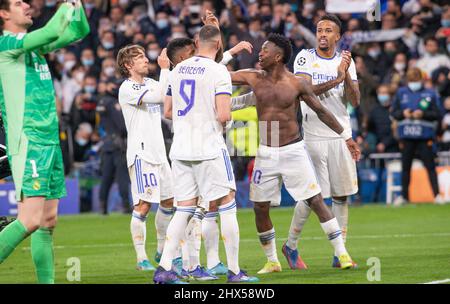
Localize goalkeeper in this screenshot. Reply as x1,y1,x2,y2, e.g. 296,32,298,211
0,0,89,283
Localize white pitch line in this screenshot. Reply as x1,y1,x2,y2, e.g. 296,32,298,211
20,232,450,251
423,279,450,284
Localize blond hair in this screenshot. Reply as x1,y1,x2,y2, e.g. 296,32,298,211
116,44,146,78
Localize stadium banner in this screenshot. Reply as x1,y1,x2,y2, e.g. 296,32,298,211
410,166,450,203
326,0,377,13
0,178,80,216
350,28,407,44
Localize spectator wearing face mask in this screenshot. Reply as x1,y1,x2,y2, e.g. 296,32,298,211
368,85,399,154
363,42,391,81
391,67,444,205
99,57,119,83
80,48,100,78
154,11,172,47
71,75,99,129
383,52,409,90
146,41,162,62
73,122,94,163
61,60,85,116
97,31,116,60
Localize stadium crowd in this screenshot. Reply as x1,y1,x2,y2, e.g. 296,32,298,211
20,0,450,207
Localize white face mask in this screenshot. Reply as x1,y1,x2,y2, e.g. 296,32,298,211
408,81,422,92
104,66,115,77
76,138,88,146
394,62,406,72
74,72,85,83
64,60,76,71
172,32,186,39
147,50,159,60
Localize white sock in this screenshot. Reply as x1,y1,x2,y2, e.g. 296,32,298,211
287,201,312,250
130,211,148,262
180,236,190,271
332,199,348,244
159,206,195,271
320,218,347,257
219,200,240,274
257,228,279,263
202,211,220,269
155,206,174,255
186,208,204,270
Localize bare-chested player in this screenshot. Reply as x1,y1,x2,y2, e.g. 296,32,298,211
230,33,360,273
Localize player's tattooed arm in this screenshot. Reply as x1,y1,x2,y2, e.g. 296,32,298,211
298,77,361,160
344,72,360,107
342,51,360,107
298,76,343,134
308,52,351,96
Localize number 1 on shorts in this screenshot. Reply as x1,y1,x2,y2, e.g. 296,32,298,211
30,159,39,178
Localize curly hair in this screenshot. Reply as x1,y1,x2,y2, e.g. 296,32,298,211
267,33,293,64
166,37,194,64
116,44,145,78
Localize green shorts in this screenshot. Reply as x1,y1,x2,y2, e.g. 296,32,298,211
9,142,67,201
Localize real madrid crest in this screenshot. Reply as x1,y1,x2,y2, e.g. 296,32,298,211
146,187,152,195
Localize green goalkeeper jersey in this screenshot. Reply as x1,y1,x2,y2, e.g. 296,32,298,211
0,3,89,156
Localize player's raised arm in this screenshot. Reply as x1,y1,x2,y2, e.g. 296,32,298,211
229,69,258,85
293,49,349,96
220,41,253,65
297,76,360,161
39,0,90,55
342,52,360,107
164,94,173,120
20,2,75,52
156,48,171,101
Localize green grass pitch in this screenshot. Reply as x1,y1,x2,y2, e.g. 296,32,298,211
1,203,449,284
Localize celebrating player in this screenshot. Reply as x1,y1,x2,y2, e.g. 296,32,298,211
116,45,177,272
286,14,360,269
230,33,360,274
0,0,89,283
166,36,255,278
153,25,259,284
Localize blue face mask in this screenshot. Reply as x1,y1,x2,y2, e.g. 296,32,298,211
82,58,94,67
102,41,114,50
377,94,390,106
408,81,422,92
441,19,450,28
285,22,294,31
76,138,88,146
156,19,169,29
84,85,96,94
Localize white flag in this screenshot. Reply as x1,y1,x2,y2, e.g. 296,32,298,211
326,0,377,13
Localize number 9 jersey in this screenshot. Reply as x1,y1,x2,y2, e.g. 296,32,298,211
167,56,232,161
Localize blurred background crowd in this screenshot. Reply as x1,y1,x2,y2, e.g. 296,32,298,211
14,0,450,209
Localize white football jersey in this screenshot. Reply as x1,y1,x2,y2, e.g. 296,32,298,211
118,70,169,167
167,56,232,161
293,48,357,140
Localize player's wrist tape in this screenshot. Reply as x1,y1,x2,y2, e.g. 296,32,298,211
340,129,352,141
221,51,233,65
